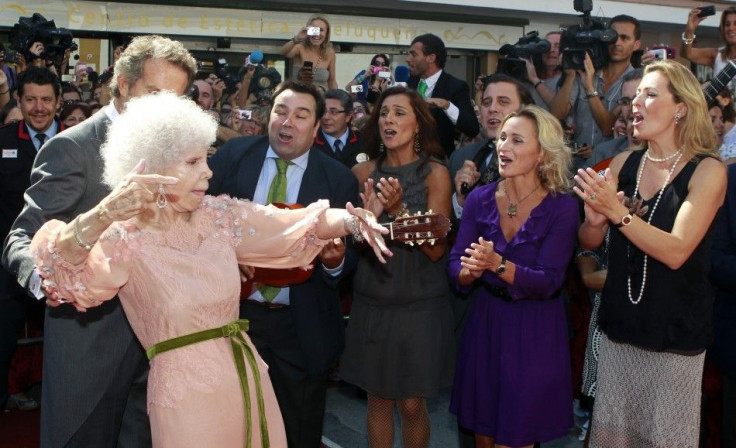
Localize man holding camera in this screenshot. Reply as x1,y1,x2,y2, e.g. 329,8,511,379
313,89,365,168
549,15,641,150
407,33,479,156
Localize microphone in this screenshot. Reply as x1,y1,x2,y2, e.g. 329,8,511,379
244,50,263,67
394,65,410,87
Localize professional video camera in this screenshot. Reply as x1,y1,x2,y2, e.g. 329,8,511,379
560,0,617,70
196,55,239,95
496,31,551,82
237,51,281,98
9,13,78,66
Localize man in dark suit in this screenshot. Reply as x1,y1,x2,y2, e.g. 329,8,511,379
313,88,366,168
2,36,197,448
407,33,479,157
449,74,534,220
208,80,358,448
0,67,62,412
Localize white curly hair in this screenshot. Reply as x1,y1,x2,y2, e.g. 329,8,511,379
101,92,218,188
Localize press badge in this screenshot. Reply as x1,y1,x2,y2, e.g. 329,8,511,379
2,149,18,158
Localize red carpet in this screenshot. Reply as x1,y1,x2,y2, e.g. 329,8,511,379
0,408,40,448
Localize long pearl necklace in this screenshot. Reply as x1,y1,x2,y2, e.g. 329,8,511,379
627,147,685,304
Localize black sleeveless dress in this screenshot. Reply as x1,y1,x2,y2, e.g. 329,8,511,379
599,150,714,353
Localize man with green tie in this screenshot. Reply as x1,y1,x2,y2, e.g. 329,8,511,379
406,33,479,157
207,80,359,448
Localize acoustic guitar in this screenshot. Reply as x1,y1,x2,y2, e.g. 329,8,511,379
240,207,451,298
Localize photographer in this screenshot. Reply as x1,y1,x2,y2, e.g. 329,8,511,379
281,14,338,91
682,7,736,97
524,32,563,107
549,15,641,152
345,54,392,104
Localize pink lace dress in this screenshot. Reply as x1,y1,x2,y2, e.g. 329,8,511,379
31,195,332,448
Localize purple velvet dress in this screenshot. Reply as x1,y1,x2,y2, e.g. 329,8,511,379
448,182,578,446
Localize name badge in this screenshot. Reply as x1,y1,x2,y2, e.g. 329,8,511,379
2,149,18,158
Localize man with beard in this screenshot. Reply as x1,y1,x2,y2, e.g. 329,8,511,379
406,33,479,156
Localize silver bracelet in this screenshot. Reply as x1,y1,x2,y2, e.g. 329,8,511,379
343,215,364,242
73,216,94,251
681,32,695,45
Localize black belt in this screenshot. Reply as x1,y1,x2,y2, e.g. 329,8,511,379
485,284,513,302
483,284,562,303
243,298,288,310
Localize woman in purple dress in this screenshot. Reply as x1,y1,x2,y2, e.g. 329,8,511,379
448,105,578,448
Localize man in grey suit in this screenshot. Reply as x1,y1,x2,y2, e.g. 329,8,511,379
2,35,197,448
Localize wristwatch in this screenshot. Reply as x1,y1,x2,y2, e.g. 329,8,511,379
495,256,507,275
615,213,633,228
585,90,599,99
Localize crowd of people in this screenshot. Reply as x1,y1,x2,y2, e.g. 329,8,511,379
0,7,735,448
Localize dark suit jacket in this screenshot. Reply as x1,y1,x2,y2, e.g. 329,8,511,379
710,164,736,378
0,121,46,301
448,138,490,183
207,135,359,377
313,128,365,169
2,111,150,448
409,71,479,157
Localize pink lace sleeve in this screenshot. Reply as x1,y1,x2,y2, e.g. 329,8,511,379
30,220,134,309
201,195,331,269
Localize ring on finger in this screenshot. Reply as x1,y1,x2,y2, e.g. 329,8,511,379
589,193,596,200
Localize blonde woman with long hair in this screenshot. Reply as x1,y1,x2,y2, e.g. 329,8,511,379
576,60,726,446
281,15,337,91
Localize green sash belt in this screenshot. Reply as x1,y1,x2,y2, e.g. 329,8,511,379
146,319,270,448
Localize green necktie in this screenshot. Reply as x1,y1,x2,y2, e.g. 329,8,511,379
259,158,292,301
418,79,428,98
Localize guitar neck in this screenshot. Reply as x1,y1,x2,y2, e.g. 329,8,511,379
380,221,436,241
705,60,736,105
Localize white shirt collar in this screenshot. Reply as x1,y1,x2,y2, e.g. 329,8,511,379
104,102,121,122
422,69,443,91
265,146,310,171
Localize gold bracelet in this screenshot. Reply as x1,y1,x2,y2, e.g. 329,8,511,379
72,216,94,251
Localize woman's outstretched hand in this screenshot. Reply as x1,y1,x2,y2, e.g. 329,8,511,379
346,202,393,263
98,159,179,222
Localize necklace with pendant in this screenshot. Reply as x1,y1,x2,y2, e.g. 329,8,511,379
503,181,540,218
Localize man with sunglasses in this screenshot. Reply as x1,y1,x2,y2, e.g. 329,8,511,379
313,89,365,168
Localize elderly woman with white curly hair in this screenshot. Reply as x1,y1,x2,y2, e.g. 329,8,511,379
28,92,391,448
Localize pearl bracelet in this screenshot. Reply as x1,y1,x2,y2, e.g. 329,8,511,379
72,216,95,251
